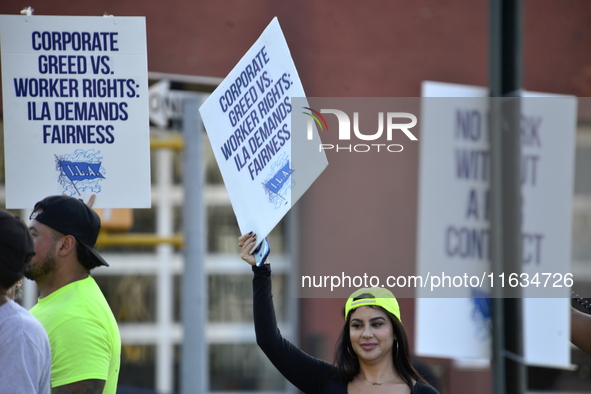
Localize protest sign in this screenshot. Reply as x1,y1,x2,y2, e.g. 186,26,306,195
415,81,576,368
200,18,328,245
0,14,151,208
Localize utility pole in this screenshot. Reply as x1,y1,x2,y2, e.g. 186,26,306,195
489,1,526,393
181,96,208,394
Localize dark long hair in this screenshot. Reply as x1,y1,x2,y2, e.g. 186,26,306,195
333,304,426,390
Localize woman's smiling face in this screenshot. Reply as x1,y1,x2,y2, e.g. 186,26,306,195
349,305,396,364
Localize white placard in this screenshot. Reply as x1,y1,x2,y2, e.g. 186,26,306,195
415,81,575,368
0,15,151,208
199,18,328,244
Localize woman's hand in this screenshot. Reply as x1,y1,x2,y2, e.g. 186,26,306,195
239,232,257,266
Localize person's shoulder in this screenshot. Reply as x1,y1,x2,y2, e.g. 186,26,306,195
0,301,23,330
34,277,113,330
2,301,39,327
78,276,110,303
48,276,107,309
0,299,19,315
72,275,101,293
413,380,440,394
11,302,42,325
1,301,49,348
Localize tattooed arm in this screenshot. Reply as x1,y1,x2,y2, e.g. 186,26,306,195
53,379,106,394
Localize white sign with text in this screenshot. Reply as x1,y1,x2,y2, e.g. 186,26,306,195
415,81,576,368
0,15,150,208
200,18,327,245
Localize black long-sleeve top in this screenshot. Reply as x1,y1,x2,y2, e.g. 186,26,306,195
252,264,439,394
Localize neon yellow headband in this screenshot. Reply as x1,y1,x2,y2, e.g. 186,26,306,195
344,287,401,322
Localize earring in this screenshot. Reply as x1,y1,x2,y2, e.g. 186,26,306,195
395,340,399,358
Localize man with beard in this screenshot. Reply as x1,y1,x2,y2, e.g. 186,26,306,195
26,195,121,394
0,209,51,393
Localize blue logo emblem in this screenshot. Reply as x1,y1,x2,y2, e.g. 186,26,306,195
56,149,106,196
263,153,294,208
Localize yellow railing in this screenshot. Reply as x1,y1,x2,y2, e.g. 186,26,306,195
150,135,184,150
96,232,184,248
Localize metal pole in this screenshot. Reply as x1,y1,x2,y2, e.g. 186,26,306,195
156,148,174,393
489,1,526,393
181,97,207,394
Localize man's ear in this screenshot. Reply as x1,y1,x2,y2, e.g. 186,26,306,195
57,234,77,257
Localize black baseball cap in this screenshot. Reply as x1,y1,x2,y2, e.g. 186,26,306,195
0,209,35,272
30,195,109,267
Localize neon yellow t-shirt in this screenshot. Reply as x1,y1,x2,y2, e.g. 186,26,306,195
30,276,121,393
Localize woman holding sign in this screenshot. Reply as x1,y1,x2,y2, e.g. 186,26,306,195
239,233,439,394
